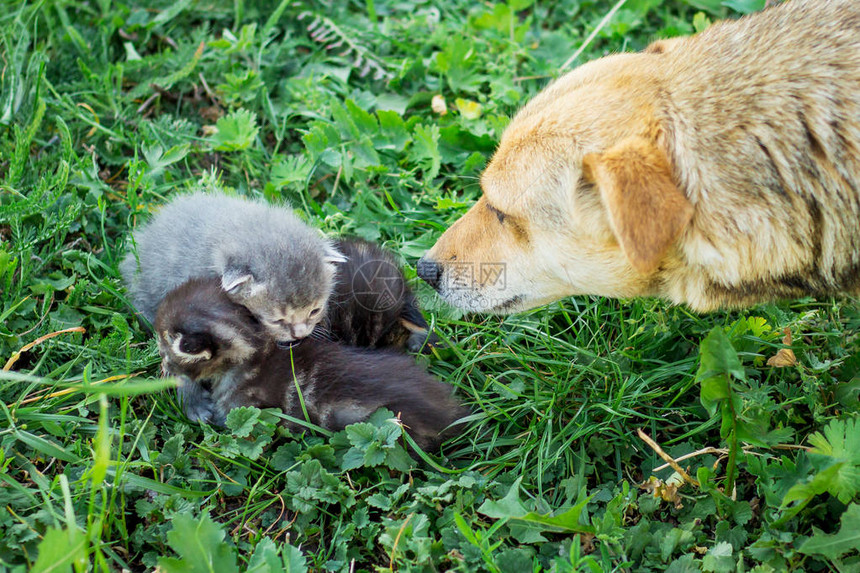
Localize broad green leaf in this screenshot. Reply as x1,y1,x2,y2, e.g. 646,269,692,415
246,538,306,573
698,327,746,382
226,406,261,438
143,143,190,174
697,327,745,416
285,459,354,512
798,503,860,561
496,547,535,573
351,138,380,168
246,538,281,573
803,417,860,504
478,477,594,536
662,528,696,562
271,155,313,188
345,423,376,448
345,100,378,134
665,553,701,573
782,462,847,506
30,526,88,573
157,513,239,573
383,444,414,472
508,0,535,10
235,434,270,461
376,110,410,151
330,101,360,140
362,442,387,467
702,541,734,572
692,11,712,33
341,447,366,471
433,36,482,93
478,476,529,518
409,124,441,180
210,109,259,152
281,544,309,573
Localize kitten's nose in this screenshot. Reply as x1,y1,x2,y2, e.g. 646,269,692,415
416,257,443,291
276,327,297,347
292,323,312,339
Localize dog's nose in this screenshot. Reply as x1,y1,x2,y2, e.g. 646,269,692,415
416,257,443,290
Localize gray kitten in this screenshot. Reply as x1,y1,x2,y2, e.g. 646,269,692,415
155,278,468,450
121,191,343,344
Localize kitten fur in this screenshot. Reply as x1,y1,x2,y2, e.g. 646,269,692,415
170,237,438,421
121,191,343,344
321,238,438,353
155,277,468,450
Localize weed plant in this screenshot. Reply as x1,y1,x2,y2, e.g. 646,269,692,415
1,0,858,571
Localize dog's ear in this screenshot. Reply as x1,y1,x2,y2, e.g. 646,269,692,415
583,136,693,274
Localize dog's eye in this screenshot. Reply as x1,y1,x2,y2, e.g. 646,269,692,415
486,202,506,224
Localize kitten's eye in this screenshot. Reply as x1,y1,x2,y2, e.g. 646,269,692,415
308,307,322,319
178,332,212,356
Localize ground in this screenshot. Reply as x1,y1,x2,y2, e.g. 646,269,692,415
1,0,858,571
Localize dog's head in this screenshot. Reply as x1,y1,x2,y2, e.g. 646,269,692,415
418,52,694,313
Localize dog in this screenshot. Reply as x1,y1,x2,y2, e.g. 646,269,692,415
417,0,860,313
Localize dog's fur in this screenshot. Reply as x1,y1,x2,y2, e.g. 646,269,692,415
418,0,860,313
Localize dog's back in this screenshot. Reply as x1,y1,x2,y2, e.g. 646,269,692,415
655,0,860,307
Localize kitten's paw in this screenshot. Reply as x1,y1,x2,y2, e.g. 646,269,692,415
177,380,217,424
406,330,441,354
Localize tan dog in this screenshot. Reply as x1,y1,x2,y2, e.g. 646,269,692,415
417,0,860,313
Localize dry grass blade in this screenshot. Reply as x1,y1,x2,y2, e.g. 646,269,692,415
3,327,86,371
651,446,727,473
637,428,699,487
18,372,146,405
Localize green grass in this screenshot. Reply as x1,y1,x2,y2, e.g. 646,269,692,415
1,0,858,571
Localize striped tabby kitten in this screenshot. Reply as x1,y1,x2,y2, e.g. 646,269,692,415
155,278,466,450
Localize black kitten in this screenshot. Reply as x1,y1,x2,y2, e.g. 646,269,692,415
319,238,438,352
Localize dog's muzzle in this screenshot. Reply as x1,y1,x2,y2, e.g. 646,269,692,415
416,257,443,291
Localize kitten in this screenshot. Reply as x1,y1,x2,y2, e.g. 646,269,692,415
321,238,438,353
121,191,344,345
155,278,468,450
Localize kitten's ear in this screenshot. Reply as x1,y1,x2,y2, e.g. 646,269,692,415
324,244,347,264
221,266,253,293
172,332,214,362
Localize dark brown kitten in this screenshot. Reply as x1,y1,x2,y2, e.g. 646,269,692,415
319,238,438,352
155,278,467,450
